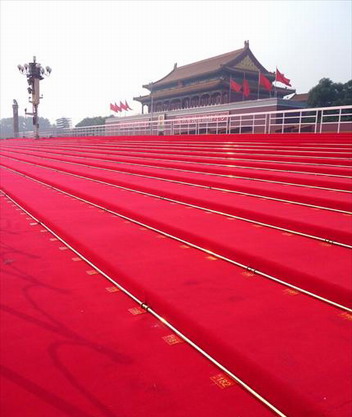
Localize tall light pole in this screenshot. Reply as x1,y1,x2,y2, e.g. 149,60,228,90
18,56,52,139
12,99,19,138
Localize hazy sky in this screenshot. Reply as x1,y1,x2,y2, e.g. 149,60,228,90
1,0,351,126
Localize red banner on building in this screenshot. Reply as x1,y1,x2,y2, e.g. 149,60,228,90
242,80,250,97
230,80,242,93
259,73,272,91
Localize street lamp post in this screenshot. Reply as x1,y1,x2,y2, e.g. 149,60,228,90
18,56,51,139
12,99,19,138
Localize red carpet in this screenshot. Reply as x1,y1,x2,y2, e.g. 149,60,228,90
2,147,351,211
1,133,352,417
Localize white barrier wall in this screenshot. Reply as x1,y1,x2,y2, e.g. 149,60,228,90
20,105,352,138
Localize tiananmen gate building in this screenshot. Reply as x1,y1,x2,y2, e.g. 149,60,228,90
134,41,295,114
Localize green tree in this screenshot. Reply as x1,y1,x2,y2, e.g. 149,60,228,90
307,78,352,107
0,116,52,138
339,80,352,105
75,116,108,127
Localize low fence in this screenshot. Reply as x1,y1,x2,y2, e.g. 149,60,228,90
20,105,352,138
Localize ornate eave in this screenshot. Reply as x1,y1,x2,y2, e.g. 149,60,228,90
134,80,224,104
142,63,178,90
231,47,270,74
144,67,225,92
275,85,296,96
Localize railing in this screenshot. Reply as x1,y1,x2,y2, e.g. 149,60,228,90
19,105,352,138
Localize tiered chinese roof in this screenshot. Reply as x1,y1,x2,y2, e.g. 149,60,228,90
143,42,269,90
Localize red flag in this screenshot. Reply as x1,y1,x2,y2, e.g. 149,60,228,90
259,73,272,91
125,100,132,111
230,79,242,93
119,100,128,111
110,103,116,112
242,79,250,97
276,68,291,86
114,102,121,112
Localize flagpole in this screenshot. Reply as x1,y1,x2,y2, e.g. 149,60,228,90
229,75,231,104
257,71,260,100
242,72,245,101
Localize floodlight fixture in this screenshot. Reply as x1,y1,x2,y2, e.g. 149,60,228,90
17,56,52,139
